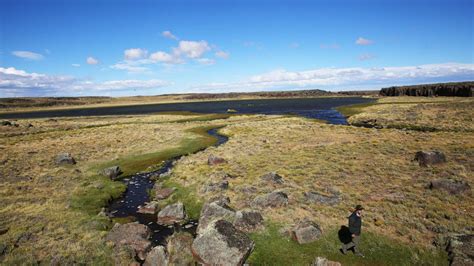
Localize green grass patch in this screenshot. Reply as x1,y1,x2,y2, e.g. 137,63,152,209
70,125,223,215
248,223,447,266
159,179,203,220
336,102,378,117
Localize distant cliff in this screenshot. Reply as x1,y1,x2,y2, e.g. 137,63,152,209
380,82,473,97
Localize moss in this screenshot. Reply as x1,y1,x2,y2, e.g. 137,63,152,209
248,223,447,266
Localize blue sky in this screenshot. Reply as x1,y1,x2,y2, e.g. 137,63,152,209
0,0,473,97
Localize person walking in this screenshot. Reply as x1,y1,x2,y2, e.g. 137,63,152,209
341,204,365,257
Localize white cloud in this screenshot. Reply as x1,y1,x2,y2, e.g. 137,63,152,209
190,63,474,92
72,64,81,67
110,61,151,73
174,40,210,58
86,56,99,65
215,50,230,59
12,51,44,60
355,37,373,45
359,53,377,61
124,48,148,60
196,58,216,65
149,51,182,64
162,30,178,40
0,67,169,97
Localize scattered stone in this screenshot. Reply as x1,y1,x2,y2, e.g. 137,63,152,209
208,195,231,206
201,180,229,193
304,191,340,206
234,210,264,233
137,201,160,215
239,186,258,194
192,220,254,266
55,153,76,165
197,199,236,235
99,166,123,180
252,191,288,208
155,187,175,200
208,155,226,165
105,223,151,261
429,179,471,195
144,246,168,266
291,220,323,244
1,121,12,126
167,232,195,265
415,151,446,167
446,234,474,266
312,257,342,266
157,202,186,225
260,172,284,184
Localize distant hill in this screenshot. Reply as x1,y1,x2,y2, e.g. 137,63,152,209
380,81,473,97
181,89,334,100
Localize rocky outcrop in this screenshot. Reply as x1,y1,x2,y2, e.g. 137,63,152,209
192,220,254,265
260,172,284,184
55,153,76,165
380,82,474,97
137,201,160,215
99,166,122,179
105,223,151,261
196,199,236,235
446,234,474,266
201,180,229,193
167,232,195,265
157,202,186,225
208,155,226,165
415,151,446,167
312,257,342,266
429,179,471,195
234,210,264,233
154,186,175,200
304,191,340,206
252,191,289,208
291,220,323,244
144,246,168,266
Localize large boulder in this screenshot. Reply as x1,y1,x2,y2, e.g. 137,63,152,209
208,155,226,165
446,234,474,266
167,232,195,265
100,166,123,180
105,223,151,261
291,220,323,244
304,191,340,206
252,191,288,208
260,172,284,184
414,151,446,167
234,210,264,233
192,220,254,266
429,179,471,195
157,202,186,225
55,153,76,165
312,257,342,266
154,186,175,200
144,246,168,266
196,199,236,235
137,201,160,215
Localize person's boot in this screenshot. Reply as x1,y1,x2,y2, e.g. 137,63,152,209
340,246,347,255
355,251,365,258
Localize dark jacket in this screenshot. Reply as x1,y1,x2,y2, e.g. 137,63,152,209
348,212,362,235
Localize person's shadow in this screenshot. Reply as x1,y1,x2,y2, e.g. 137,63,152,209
338,225,352,245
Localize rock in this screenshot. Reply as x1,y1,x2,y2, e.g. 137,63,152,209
415,151,446,167
167,232,195,265
260,172,284,184
201,180,229,193
1,121,12,126
208,155,226,165
252,191,288,208
192,220,254,266
312,257,342,266
0,227,9,235
99,166,123,180
429,179,470,195
291,220,323,244
144,246,168,266
239,186,258,194
137,201,160,214
304,191,340,205
55,153,76,165
197,199,236,235
234,210,264,233
446,234,474,266
157,202,186,225
154,185,175,200
105,223,151,261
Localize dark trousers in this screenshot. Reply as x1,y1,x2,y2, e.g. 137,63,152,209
342,235,360,253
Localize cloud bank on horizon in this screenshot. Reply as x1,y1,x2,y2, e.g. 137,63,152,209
0,0,472,97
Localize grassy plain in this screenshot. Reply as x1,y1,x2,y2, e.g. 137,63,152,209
0,96,472,265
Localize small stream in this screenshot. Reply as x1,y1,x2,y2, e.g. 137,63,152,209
107,128,229,246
